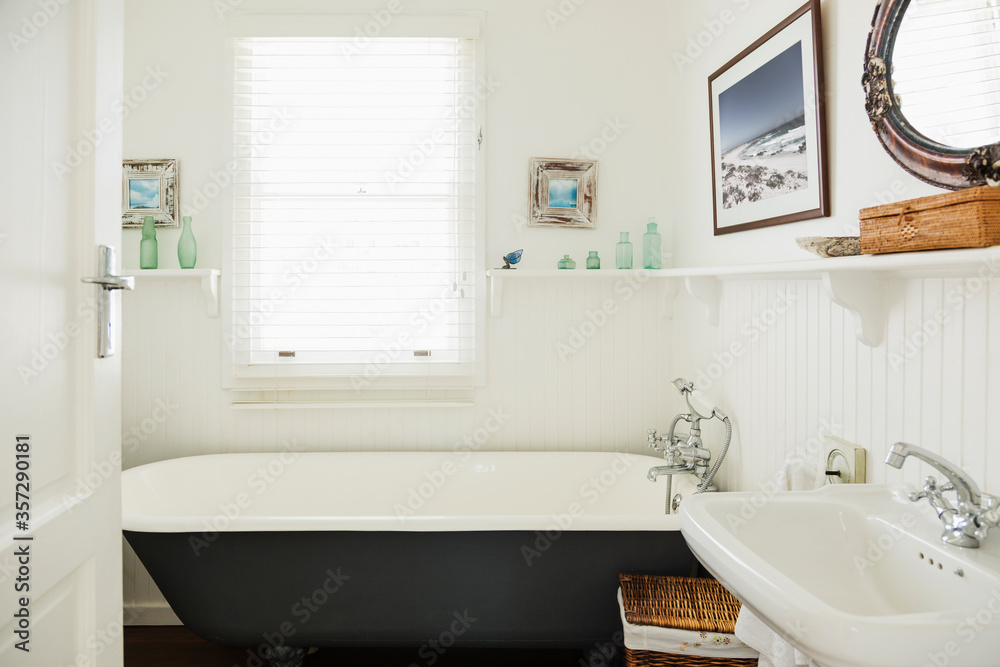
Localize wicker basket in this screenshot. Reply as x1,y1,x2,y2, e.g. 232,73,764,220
622,648,758,667
618,574,757,667
858,186,1000,255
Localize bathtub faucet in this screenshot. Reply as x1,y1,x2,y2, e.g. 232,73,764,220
647,378,732,494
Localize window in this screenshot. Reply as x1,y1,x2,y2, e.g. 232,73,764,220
224,15,484,394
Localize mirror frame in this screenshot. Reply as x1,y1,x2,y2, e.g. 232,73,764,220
863,0,1000,190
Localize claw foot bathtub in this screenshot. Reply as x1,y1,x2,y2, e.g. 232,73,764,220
123,451,700,667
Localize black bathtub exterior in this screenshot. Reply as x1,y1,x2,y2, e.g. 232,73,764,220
125,528,694,657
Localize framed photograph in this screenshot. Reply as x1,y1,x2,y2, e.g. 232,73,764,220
528,157,598,229
709,0,829,235
122,159,179,228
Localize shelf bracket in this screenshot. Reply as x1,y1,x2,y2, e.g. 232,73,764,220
685,276,722,326
489,274,503,318
201,272,220,318
822,271,886,347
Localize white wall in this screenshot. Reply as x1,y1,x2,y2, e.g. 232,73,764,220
121,0,999,620
667,0,942,268
122,0,675,271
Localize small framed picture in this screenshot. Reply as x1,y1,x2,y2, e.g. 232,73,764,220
528,158,598,229
122,159,179,228
708,0,829,235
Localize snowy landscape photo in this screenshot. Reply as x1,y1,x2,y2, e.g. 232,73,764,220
717,42,807,210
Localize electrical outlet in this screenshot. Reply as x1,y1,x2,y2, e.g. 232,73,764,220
824,437,867,484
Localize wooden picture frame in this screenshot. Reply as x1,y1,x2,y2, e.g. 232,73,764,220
528,158,598,229
708,0,829,235
122,159,179,228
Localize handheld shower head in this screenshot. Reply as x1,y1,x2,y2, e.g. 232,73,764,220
673,378,716,420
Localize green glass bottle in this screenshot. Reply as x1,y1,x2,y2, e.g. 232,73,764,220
643,217,661,270
616,232,633,269
557,254,576,269
177,216,197,269
140,215,158,269
586,251,600,269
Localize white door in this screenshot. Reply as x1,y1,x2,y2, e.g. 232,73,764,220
0,0,125,665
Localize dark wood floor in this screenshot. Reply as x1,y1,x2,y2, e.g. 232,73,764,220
125,627,613,666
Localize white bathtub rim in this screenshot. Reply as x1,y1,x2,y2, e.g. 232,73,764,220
122,451,700,533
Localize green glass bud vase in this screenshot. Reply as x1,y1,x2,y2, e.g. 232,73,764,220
643,217,661,270
557,254,576,269
177,215,197,269
616,232,633,269
586,251,600,269
139,215,158,269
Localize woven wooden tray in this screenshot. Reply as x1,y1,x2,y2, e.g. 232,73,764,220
858,186,1000,255
618,574,742,634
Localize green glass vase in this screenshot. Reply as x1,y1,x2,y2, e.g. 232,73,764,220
643,218,661,270
140,215,158,269
557,254,576,269
586,251,600,269
616,232,633,269
177,216,197,269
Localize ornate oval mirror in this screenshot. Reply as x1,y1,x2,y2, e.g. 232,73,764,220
864,0,1000,189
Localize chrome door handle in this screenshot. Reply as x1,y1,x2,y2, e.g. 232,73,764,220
80,245,133,358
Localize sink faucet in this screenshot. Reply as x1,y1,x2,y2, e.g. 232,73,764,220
885,442,999,548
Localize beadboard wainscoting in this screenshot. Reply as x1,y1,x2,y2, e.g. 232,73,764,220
121,270,999,620
669,275,999,495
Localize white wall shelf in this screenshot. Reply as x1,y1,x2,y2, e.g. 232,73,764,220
123,269,221,318
486,247,1000,346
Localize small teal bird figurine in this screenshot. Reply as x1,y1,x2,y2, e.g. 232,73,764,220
499,249,523,270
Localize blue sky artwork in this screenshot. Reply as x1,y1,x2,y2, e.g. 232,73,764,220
719,41,805,153
128,178,161,210
548,178,579,209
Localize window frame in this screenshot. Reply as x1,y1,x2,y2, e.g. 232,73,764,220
220,11,487,395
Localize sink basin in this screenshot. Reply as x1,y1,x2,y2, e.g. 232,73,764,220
680,484,1000,667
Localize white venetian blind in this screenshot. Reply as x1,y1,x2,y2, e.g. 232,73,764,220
892,0,1000,148
230,36,478,380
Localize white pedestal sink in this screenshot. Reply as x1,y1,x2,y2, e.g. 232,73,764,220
680,484,1000,667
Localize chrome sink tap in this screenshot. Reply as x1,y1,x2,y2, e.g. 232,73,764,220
885,442,1000,548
